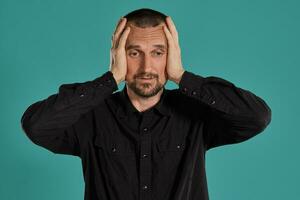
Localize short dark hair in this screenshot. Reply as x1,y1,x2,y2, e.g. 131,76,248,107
124,8,167,28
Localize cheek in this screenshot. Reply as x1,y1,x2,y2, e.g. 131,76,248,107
155,57,167,80
126,54,140,68
125,57,138,80
153,54,167,67
159,56,167,71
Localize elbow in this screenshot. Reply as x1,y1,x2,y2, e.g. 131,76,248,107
253,104,272,133
246,94,272,134
20,113,48,150
20,101,42,140
20,112,35,141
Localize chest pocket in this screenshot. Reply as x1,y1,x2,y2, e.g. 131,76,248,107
155,137,188,170
94,135,135,157
156,138,187,152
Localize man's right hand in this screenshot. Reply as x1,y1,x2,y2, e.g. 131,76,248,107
109,17,131,85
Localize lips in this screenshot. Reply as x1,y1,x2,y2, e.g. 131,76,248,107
138,76,154,80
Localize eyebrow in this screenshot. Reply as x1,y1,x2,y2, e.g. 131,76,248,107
126,44,166,50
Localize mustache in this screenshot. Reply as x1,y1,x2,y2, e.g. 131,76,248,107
134,72,158,79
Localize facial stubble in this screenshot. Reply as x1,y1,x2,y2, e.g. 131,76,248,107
127,74,165,98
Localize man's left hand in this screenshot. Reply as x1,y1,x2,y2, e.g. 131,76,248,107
163,16,185,84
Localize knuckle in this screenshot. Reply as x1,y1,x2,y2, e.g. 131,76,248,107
115,48,122,54
110,48,116,54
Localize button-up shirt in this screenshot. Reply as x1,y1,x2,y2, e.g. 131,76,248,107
21,70,272,200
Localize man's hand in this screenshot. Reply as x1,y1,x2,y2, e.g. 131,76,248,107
109,17,131,85
163,16,185,84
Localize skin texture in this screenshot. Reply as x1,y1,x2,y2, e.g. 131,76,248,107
109,16,185,112
125,22,168,98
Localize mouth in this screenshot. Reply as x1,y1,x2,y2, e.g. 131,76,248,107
138,78,153,82
137,77,155,80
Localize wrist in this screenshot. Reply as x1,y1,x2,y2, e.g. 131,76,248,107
172,69,185,85
110,70,123,85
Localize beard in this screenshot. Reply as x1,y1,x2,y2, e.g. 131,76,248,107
127,72,166,98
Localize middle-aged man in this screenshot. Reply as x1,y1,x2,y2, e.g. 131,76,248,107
21,8,272,200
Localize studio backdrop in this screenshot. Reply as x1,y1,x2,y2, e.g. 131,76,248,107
0,0,299,199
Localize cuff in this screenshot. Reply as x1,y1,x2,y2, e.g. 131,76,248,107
178,70,205,97
91,71,118,91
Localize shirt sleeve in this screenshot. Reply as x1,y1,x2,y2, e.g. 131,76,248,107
20,71,118,156
178,70,272,151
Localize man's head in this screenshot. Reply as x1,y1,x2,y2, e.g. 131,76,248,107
123,8,168,98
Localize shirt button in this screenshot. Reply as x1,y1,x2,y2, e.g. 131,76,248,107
176,145,181,149
192,91,197,95
94,83,103,87
112,147,117,152
210,100,216,105
142,154,148,158
79,94,85,97
143,127,148,132
142,185,148,190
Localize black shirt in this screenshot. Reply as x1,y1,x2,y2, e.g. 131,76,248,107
119,85,163,135
21,70,272,200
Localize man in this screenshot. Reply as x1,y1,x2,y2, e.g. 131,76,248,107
21,8,271,200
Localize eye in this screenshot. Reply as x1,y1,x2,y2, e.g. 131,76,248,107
128,51,139,57
153,51,164,56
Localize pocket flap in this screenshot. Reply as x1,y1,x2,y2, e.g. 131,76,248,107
156,140,186,152
94,135,135,156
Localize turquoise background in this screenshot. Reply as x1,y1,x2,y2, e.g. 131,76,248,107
1,0,299,199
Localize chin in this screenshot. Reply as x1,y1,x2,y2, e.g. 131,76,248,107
128,81,164,98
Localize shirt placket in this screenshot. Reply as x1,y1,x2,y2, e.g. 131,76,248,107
139,112,153,200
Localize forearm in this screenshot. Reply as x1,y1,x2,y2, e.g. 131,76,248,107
178,70,272,149
111,69,123,85
179,71,271,122
21,71,118,138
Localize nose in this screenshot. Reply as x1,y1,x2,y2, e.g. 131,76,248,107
141,54,152,72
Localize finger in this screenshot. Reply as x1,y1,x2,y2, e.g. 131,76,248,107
112,18,127,48
163,25,175,48
111,17,124,44
112,17,126,48
165,16,179,44
113,17,125,35
117,27,131,49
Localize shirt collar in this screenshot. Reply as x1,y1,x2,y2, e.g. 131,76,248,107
114,85,171,118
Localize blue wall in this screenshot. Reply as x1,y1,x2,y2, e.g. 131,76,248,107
1,0,298,199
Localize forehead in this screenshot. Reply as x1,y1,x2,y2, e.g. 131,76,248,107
125,23,167,50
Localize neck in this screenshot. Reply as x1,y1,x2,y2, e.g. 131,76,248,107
126,86,163,112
